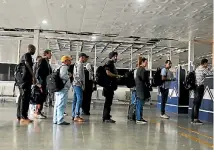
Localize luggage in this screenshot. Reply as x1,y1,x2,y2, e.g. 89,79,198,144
183,71,196,90
46,66,66,93
14,62,27,88
152,67,165,87
127,90,137,121
124,70,135,88
95,65,110,88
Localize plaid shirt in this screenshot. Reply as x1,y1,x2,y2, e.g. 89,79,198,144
195,66,213,86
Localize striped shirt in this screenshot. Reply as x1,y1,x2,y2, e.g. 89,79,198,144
195,66,212,86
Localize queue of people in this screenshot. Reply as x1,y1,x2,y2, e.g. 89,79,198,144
15,44,212,126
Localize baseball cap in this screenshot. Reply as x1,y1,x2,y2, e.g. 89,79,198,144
61,56,72,62
79,53,89,58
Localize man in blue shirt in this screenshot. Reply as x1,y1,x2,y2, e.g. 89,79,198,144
159,60,175,119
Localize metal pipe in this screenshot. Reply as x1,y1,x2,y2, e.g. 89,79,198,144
17,39,22,64
130,47,133,70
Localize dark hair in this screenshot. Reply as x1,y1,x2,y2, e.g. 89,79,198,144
165,60,172,64
137,57,147,67
201,58,208,65
36,55,42,61
43,49,51,55
28,44,36,51
109,51,118,59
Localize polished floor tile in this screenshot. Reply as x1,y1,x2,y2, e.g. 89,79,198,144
0,102,213,150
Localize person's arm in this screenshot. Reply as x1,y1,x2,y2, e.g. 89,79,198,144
161,68,174,81
105,63,119,78
24,53,35,83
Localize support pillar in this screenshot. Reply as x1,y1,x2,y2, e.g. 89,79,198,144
130,47,133,70
188,40,194,72
33,29,40,60
94,45,97,75
17,39,22,64
148,48,153,79
76,44,79,62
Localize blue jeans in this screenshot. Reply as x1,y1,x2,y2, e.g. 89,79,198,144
136,98,145,121
72,86,83,118
53,89,68,124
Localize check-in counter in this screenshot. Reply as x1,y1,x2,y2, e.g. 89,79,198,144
188,75,213,123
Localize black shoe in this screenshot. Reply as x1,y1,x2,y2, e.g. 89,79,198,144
103,119,116,123
191,120,203,125
58,121,70,125
40,113,47,119
64,112,68,116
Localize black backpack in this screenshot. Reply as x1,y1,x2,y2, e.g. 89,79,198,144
152,67,164,87
46,66,67,93
14,62,27,88
95,65,110,88
125,70,135,88
68,64,74,83
183,71,196,90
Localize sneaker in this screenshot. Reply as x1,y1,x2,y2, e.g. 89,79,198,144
160,114,170,119
136,119,147,124
64,112,68,116
58,121,70,125
191,120,203,125
40,113,47,118
103,119,116,123
20,118,33,125
34,114,46,119
74,117,84,122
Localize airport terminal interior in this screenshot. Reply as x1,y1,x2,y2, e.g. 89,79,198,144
0,0,213,150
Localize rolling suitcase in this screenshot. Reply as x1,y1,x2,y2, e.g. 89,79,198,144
127,90,137,121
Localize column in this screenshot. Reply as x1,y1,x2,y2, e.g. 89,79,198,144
33,29,40,59
188,40,194,72
94,45,97,75
148,48,153,79
76,44,79,62
17,39,22,64
130,47,133,70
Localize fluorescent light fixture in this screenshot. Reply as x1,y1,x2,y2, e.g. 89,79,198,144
42,20,48,24
137,0,145,2
91,36,96,40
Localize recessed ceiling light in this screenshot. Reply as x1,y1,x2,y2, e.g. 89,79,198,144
91,36,96,40
42,20,48,24
137,0,145,2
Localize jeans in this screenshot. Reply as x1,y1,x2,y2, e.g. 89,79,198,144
102,88,114,120
17,85,31,119
72,86,83,118
136,98,145,121
160,87,169,115
191,85,204,121
53,89,68,124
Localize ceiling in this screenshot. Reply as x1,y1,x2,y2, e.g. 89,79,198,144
0,0,212,68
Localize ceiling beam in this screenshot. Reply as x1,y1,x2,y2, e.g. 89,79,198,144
132,45,145,54
101,43,110,53
120,44,134,54
113,43,122,52
91,43,97,52
101,57,108,63
80,41,84,52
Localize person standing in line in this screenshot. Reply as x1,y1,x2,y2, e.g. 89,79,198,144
72,53,88,122
191,58,212,124
135,57,150,124
102,51,121,123
159,60,175,119
82,63,95,115
34,49,52,119
17,44,36,124
53,56,72,125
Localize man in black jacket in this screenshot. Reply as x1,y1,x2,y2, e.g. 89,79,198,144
17,44,36,124
102,52,121,123
34,49,52,119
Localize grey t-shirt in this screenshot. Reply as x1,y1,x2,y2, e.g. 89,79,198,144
160,68,174,89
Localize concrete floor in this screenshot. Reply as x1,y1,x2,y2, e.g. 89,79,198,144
0,102,213,150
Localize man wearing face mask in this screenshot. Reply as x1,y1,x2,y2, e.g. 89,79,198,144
102,51,121,123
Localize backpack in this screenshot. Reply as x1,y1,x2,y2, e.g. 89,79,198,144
125,70,135,88
183,71,196,90
14,62,27,88
152,67,164,87
46,66,67,93
68,64,74,83
30,85,42,104
95,66,109,88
